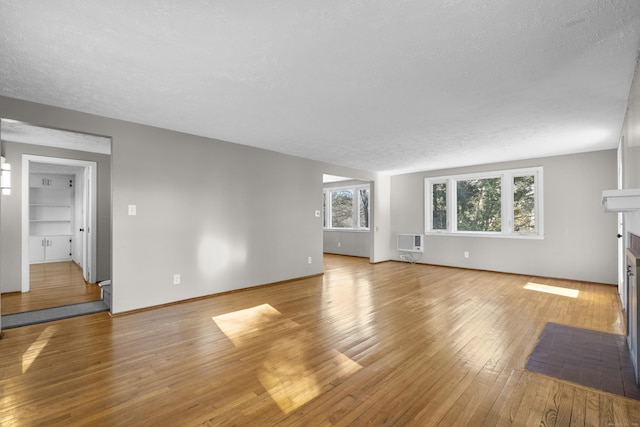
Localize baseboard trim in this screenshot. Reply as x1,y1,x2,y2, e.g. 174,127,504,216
110,272,325,317
389,259,615,286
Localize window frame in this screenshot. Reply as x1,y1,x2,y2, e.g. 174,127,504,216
425,167,543,239
323,184,371,231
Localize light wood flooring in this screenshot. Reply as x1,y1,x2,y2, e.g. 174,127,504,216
0,254,638,426
1,261,101,315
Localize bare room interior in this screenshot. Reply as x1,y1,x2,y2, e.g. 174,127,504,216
2,1,640,425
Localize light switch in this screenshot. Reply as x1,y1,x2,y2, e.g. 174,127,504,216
128,205,137,216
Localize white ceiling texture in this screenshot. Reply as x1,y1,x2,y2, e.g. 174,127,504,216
1,1,640,174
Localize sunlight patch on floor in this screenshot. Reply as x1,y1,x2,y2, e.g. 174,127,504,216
213,304,362,413
524,282,579,298
22,325,58,374
212,303,295,347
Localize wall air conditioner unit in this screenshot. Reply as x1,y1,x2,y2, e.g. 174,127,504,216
397,234,423,253
602,189,640,212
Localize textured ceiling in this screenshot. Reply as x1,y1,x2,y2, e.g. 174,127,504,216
1,1,639,174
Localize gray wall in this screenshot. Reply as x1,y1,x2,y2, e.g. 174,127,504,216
390,150,618,284
0,141,111,292
0,96,379,313
323,179,371,257
111,125,325,313
323,230,370,257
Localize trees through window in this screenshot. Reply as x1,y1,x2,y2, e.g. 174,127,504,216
425,167,542,237
324,184,370,230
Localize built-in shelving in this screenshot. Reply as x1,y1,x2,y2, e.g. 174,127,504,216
28,173,74,263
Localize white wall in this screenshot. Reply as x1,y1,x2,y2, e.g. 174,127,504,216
371,175,392,263
390,150,618,284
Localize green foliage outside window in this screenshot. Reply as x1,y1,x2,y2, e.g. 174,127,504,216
456,178,502,232
323,185,370,230
513,175,536,232
426,168,541,237
432,183,447,230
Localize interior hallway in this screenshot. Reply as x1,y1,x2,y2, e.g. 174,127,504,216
1,261,101,315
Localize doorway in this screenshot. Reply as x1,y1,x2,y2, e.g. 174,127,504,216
322,174,373,260
0,119,111,316
22,155,98,292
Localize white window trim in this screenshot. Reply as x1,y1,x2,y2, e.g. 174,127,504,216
425,167,544,239
324,184,370,231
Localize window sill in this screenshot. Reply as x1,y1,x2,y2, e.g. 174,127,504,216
323,228,370,233
425,231,544,240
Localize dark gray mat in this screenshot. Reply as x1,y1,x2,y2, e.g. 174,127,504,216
1,300,109,329
526,322,640,400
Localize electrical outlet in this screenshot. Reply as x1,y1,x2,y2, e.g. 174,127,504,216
338,242,341,247
315,210,321,217
464,251,469,258
173,274,181,285
308,256,312,264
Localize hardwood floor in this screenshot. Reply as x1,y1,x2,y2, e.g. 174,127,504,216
1,261,101,315
0,255,638,426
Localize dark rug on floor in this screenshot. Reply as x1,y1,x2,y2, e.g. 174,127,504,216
1,300,109,329
526,322,640,400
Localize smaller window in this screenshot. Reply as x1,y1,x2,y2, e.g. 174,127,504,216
358,187,370,228
513,175,536,233
323,184,370,230
431,182,447,230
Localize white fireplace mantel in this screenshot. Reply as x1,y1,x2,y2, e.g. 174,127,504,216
602,189,640,212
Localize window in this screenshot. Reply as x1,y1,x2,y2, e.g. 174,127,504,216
513,175,536,233
425,167,543,238
456,176,502,232
331,189,353,228
432,181,447,230
323,184,370,230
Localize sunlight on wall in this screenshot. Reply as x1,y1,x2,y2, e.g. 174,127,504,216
524,282,579,298
22,325,58,374
212,304,362,414
198,235,247,279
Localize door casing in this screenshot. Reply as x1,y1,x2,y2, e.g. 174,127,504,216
21,155,97,291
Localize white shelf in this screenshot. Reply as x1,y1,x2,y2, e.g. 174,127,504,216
29,173,74,263
602,189,640,212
